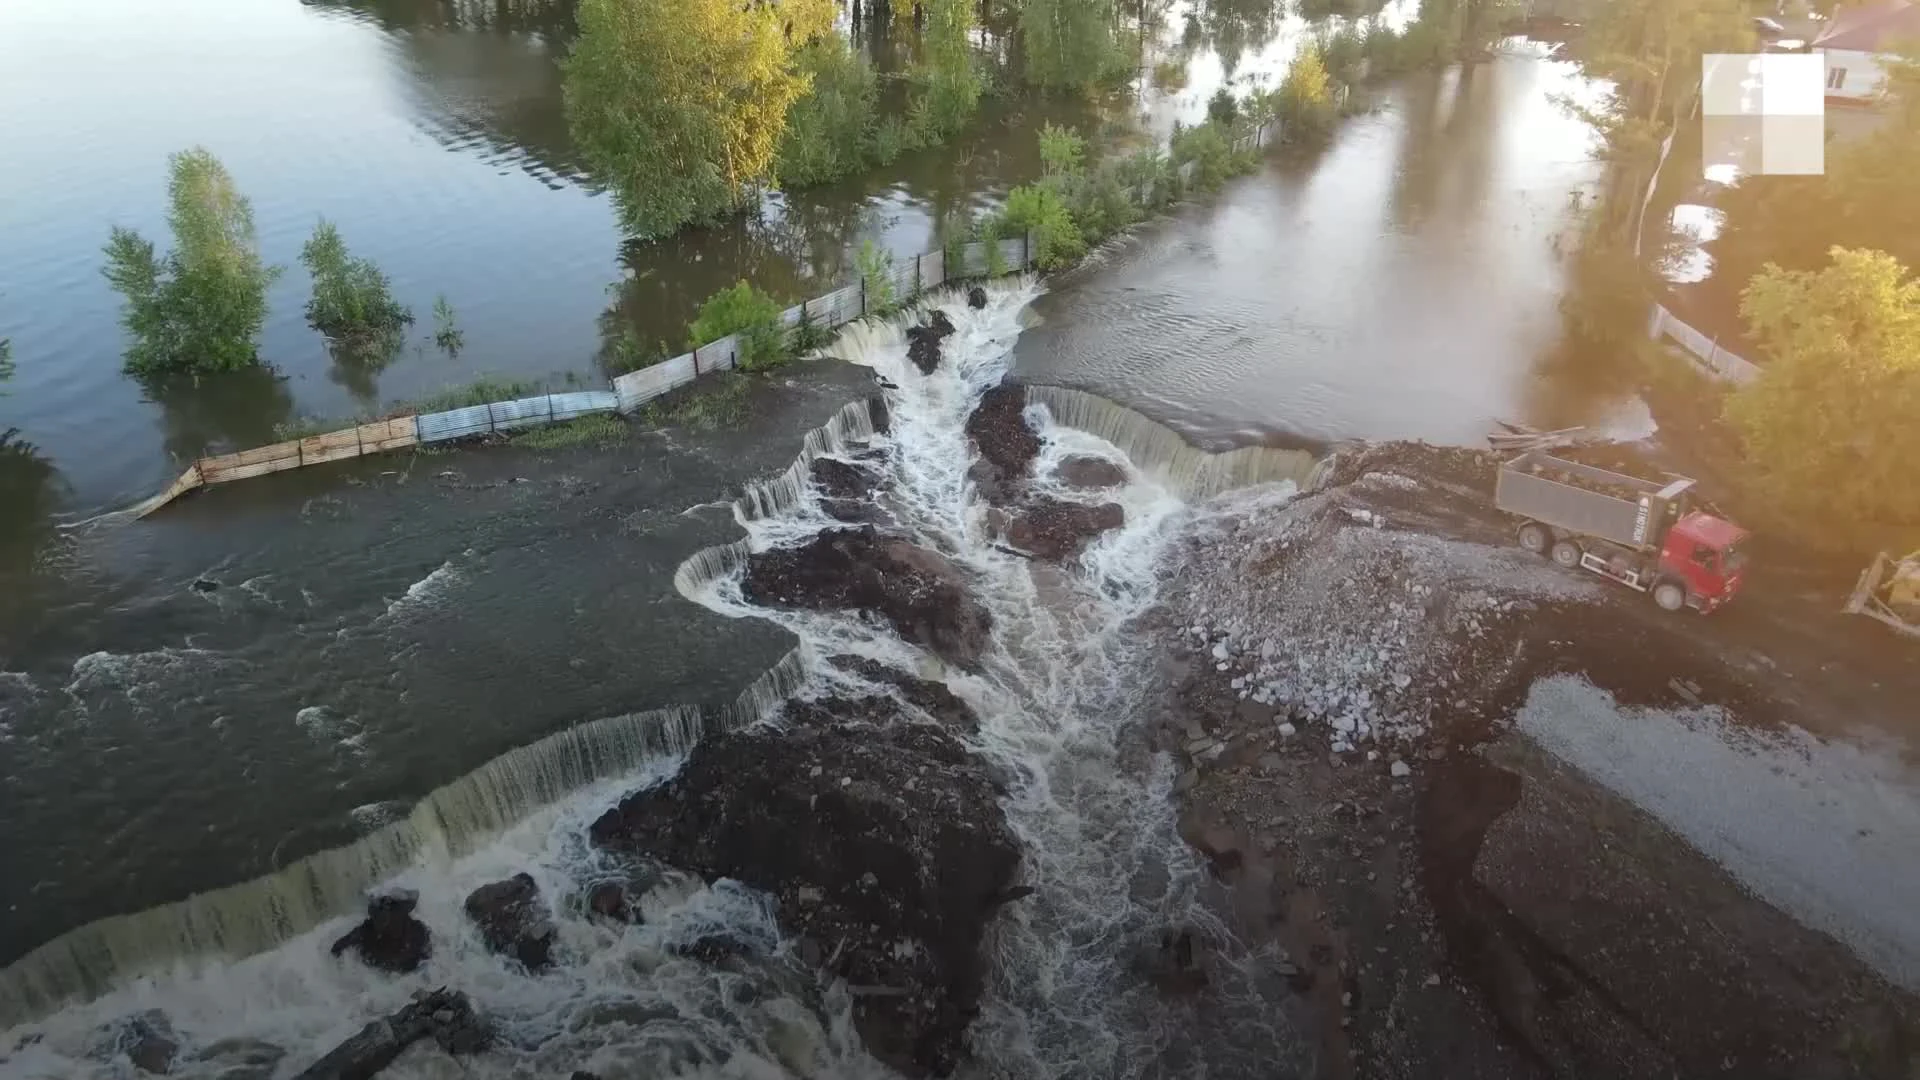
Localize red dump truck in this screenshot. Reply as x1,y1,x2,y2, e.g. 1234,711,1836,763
1495,451,1750,613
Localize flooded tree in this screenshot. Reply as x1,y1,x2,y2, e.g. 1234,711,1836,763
101,148,281,377
907,0,982,140
776,37,884,187
1020,0,1124,91
562,0,837,238
301,220,413,349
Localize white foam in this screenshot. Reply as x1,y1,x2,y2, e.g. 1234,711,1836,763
1517,674,1920,990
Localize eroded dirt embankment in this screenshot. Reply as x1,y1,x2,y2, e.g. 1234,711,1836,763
1153,442,1920,1080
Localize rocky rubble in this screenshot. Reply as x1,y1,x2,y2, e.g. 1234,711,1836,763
963,382,1127,558
741,525,993,669
587,709,1022,1077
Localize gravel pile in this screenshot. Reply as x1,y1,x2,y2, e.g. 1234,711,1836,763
1165,461,1600,756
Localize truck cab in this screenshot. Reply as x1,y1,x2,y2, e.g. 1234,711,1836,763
1659,512,1750,612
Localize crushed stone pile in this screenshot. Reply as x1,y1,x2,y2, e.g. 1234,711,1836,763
1165,453,1601,755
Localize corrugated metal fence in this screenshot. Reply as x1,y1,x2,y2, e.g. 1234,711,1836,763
1647,303,1762,385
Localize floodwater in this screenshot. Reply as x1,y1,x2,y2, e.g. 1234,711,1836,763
0,0,1085,515
0,0,1632,990
1019,53,1628,448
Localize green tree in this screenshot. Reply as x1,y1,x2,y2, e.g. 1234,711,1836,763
562,0,836,238
777,37,882,188
1727,248,1920,530
1021,0,1122,91
102,148,281,377
300,220,412,346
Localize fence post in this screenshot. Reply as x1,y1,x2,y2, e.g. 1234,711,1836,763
692,343,701,376
914,254,922,299
1706,336,1720,370
860,275,867,316
1023,231,1033,269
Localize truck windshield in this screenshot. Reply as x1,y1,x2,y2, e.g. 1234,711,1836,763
1722,544,1747,573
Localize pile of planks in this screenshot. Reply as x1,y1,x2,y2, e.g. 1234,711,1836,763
1488,421,1587,453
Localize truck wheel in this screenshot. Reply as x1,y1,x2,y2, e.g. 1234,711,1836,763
1653,582,1688,612
1550,540,1582,569
1517,523,1549,555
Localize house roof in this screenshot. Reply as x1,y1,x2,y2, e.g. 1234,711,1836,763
1814,0,1920,52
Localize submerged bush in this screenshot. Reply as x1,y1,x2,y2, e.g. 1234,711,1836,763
433,294,463,356
997,183,1086,270
301,220,413,346
1170,121,1242,191
689,281,788,372
1038,122,1088,179
856,240,898,313
102,147,281,377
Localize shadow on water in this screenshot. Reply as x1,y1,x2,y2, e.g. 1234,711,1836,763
140,367,299,467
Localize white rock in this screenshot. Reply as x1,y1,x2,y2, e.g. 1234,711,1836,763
1333,716,1356,734
1216,662,1230,672
1278,722,1297,736
1211,641,1231,662
1367,750,1380,762
1390,760,1412,778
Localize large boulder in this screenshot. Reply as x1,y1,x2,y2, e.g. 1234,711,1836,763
329,889,430,974
906,310,957,376
986,497,1126,561
589,720,1022,1078
1056,455,1128,489
966,286,988,310
965,382,1041,505
741,526,992,670
463,873,555,971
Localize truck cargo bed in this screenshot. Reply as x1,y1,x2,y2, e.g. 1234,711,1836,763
1495,451,1692,549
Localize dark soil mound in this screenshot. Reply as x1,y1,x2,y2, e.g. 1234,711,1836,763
965,382,1040,505
987,497,1126,561
589,721,1022,1077
741,526,992,669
